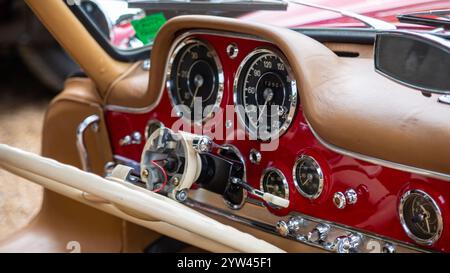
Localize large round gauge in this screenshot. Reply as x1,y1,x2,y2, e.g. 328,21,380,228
293,155,324,200
167,39,224,122
399,190,443,245
260,168,289,208
234,48,297,140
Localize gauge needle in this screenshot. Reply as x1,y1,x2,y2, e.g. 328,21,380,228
190,74,204,108
257,99,269,125
301,176,311,186
257,88,274,124
420,205,431,232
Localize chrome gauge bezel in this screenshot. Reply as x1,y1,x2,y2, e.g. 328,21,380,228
260,167,289,209
398,189,443,246
166,38,224,125
292,155,324,200
233,47,298,140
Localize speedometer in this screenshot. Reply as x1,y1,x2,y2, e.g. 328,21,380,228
167,39,224,123
234,48,297,140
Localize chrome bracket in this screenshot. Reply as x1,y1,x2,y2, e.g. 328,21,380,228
76,115,100,172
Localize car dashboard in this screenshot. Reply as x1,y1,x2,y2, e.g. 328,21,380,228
82,16,450,253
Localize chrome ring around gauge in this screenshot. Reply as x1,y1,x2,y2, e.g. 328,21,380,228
399,189,443,246
293,155,324,200
166,38,224,123
260,167,289,209
234,48,297,140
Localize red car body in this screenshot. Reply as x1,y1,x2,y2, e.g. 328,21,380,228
241,0,450,29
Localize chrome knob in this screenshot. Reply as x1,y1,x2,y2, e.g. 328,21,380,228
382,243,396,253
276,221,289,237
276,216,305,237
345,189,358,205
334,233,363,253
333,189,358,209
287,216,304,234
333,192,346,209
192,136,213,153
307,223,330,243
119,131,142,146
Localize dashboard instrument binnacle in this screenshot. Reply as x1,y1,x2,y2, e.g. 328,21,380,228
104,21,450,253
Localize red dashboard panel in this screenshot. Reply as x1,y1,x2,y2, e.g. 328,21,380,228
104,33,450,252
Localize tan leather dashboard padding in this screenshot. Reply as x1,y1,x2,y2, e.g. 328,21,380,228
42,78,112,175
106,15,450,177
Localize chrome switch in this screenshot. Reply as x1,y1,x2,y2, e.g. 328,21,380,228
307,223,330,243
333,188,358,209
276,216,305,237
334,233,363,253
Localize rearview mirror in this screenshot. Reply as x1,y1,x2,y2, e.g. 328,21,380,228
374,31,450,95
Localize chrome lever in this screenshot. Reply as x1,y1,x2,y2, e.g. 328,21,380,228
230,177,290,208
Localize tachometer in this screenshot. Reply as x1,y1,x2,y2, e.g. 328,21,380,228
234,48,297,140
167,39,224,122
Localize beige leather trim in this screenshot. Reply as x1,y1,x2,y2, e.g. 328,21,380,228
0,190,123,253
25,0,131,96
42,77,113,175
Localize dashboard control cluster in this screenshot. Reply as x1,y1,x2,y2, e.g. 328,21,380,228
105,31,450,252
140,127,289,208
275,214,423,253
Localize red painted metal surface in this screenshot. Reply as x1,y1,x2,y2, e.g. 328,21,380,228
105,33,450,252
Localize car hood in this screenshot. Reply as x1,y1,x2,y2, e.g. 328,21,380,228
240,0,450,29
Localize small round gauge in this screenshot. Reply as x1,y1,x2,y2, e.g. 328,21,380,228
234,48,297,140
399,190,443,245
293,155,324,200
260,168,289,208
167,39,224,122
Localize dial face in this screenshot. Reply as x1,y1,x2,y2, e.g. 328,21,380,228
235,49,297,140
261,168,289,208
400,190,443,245
167,39,223,122
293,155,324,199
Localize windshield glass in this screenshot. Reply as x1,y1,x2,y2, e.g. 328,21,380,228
70,0,450,51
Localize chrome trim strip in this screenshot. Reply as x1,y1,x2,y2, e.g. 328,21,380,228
306,119,450,182
185,198,428,253
104,29,267,114
76,115,100,172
